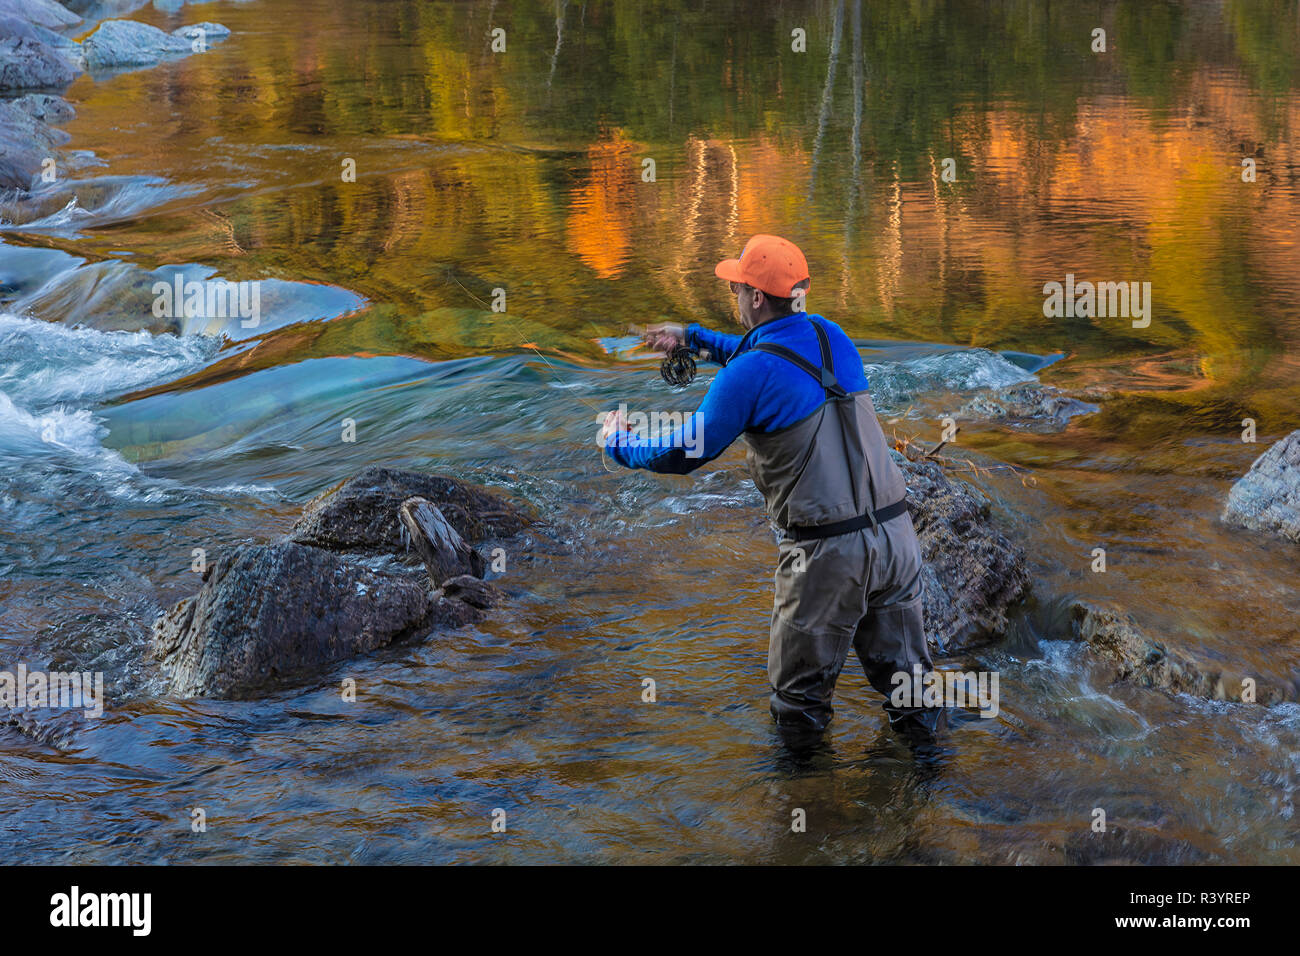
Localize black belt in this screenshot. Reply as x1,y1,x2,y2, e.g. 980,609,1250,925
783,499,910,540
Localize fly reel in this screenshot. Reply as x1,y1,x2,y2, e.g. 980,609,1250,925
660,346,697,387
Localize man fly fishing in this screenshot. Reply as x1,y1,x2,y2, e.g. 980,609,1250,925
602,234,944,745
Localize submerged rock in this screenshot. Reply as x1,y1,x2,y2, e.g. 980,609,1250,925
83,18,226,69
1067,601,1292,704
1223,429,1300,544
171,22,229,43
9,91,75,124
958,382,1098,433
153,469,531,699
896,450,1031,653
1,709,84,750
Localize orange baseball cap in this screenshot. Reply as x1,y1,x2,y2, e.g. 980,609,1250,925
715,234,811,299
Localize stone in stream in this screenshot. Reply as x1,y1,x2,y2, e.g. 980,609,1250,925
895,450,1031,654
153,469,532,699
0,97,69,190
397,496,485,583
1222,429,1300,544
1067,601,1293,705
9,91,75,124
0,27,82,90
0,0,80,30
441,573,502,610
291,465,531,553
153,541,484,699
82,18,228,70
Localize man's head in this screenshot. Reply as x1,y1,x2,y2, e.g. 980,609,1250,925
715,234,811,329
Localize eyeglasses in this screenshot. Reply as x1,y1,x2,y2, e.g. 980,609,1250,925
729,281,751,295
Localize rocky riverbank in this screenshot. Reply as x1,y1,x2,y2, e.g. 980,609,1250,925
135,429,1300,705
148,453,1036,699
0,0,226,199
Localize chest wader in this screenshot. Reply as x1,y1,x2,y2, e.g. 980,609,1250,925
744,320,934,734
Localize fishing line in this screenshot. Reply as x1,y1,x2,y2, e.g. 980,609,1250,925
444,271,622,472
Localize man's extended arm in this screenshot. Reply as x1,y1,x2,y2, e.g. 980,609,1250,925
685,323,743,366
604,357,761,474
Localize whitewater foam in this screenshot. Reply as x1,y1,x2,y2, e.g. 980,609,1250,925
0,312,220,407
0,313,222,501
865,348,1038,409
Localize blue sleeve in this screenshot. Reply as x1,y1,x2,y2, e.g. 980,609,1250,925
686,323,743,366
605,357,762,474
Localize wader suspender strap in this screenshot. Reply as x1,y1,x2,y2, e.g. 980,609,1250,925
751,319,909,540
752,320,849,399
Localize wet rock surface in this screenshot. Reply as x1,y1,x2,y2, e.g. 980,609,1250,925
153,469,531,699
291,465,532,553
0,0,79,30
83,19,228,70
958,382,1099,432
1223,429,1300,545
1068,600,1293,705
0,96,70,190
9,90,75,123
896,450,1032,654
0,22,82,89
0,1,78,197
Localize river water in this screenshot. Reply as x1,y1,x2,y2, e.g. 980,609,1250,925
2,0,1299,863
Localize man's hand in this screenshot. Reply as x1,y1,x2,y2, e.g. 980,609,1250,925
600,407,630,444
639,322,685,353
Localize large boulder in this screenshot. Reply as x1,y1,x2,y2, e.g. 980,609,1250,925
0,33,81,89
0,104,47,189
897,450,1031,653
292,465,531,553
153,469,532,698
82,19,227,70
1223,429,1300,544
153,541,482,698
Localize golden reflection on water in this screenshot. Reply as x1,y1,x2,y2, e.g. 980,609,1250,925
38,0,1296,444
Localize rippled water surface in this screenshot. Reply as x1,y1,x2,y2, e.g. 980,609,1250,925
2,0,1300,863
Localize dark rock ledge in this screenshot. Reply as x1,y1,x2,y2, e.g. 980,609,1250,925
152,467,532,699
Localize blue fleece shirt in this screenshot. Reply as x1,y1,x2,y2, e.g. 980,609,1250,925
604,312,869,473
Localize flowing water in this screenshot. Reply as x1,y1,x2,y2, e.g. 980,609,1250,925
2,0,1300,863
